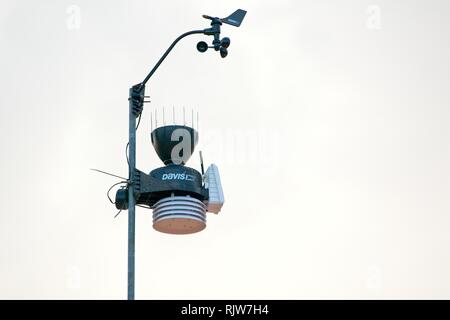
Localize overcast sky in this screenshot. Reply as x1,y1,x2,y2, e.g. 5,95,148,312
1,0,449,299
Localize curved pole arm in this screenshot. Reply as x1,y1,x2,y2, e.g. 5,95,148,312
140,29,205,87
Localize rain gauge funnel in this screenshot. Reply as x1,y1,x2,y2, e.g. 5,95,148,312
151,125,198,165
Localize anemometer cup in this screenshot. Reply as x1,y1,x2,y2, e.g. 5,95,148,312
220,37,230,48
197,41,208,53
220,47,228,58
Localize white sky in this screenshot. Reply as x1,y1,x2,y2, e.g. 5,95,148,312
0,0,449,299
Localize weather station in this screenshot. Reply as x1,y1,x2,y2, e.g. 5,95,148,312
92,9,247,300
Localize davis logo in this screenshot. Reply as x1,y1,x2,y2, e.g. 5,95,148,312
162,173,195,181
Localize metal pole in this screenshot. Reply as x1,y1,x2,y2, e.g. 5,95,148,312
123,28,212,300
128,87,136,300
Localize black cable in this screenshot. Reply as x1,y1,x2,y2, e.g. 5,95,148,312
114,210,122,218
90,168,128,181
107,181,128,204
136,112,142,130
125,112,142,168
126,142,129,166
137,204,152,209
